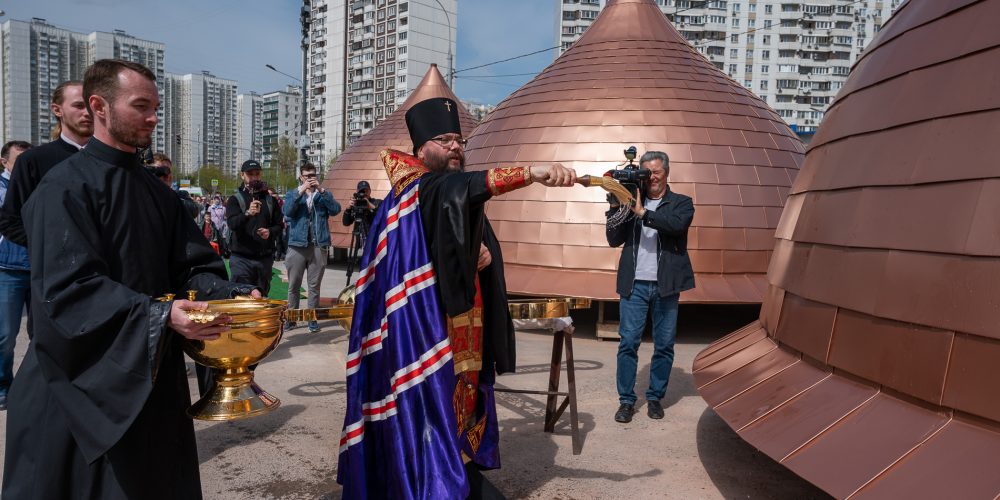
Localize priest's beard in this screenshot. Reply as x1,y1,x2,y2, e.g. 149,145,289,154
422,147,465,173
107,108,153,149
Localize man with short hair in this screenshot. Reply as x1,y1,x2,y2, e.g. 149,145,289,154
606,150,695,423
0,140,32,411
283,163,341,332
225,160,284,296
0,80,91,247
337,97,577,499
2,59,260,499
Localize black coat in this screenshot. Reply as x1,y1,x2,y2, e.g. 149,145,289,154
225,187,284,258
0,137,82,246
606,188,695,298
3,138,248,499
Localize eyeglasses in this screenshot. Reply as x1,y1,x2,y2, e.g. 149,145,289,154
429,135,467,148
152,166,171,178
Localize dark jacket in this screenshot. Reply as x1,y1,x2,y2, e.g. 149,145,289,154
0,137,82,246
225,185,284,258
341,196,382,228
283,188,341,248
607,188,695,298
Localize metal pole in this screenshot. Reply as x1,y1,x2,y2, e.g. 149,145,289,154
431,0,454,86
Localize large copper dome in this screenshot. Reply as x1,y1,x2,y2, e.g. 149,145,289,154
464,0,804,302
323,64,477,247
694,0,1000,497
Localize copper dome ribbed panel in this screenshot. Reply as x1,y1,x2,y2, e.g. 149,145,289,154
463,0,804,302
694,1,1000,497
323,65,477,247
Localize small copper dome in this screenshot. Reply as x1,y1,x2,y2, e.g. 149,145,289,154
694,0,1000,497
464,0,804,302
323,64,477,247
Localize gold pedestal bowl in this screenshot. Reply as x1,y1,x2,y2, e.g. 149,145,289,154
180,298,287,421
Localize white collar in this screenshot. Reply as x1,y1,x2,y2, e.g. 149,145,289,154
60,132,87,150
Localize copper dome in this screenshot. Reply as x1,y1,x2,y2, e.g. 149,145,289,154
694,0,1000,497
323,64,478,247
464,0,804,302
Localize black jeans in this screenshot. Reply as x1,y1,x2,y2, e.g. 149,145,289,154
229,253,273,296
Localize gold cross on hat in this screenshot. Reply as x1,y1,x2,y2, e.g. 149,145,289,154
444,100,452,111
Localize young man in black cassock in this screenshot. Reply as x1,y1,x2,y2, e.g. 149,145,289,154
2,59,259,499
0,80,91,247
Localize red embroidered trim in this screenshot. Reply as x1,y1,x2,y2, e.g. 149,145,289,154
486,166,531,196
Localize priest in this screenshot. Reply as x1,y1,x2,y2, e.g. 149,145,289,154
337,97,577,499
2,59,259,499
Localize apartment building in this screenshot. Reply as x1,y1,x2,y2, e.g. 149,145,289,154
304,0,456,166
261,86,303,168
0,18,165,149
237,92,265,167
556,0,903,136
165,71,239,174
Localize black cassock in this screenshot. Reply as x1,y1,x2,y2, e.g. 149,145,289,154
3,138,249,499
418,170,516,378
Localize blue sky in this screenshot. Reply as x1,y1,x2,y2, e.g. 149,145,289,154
1,0,557,105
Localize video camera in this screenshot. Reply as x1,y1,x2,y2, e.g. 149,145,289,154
610,146,651,198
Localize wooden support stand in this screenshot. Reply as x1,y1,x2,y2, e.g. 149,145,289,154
596,301,620,341
495,323,581,455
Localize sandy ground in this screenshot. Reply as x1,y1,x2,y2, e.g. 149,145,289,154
0,263,828,499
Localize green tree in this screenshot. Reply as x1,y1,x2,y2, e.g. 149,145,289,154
270,136,300,193
190,164,240,196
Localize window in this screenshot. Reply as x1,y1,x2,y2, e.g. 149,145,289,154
731,34,739,43
731,18,740,27
760,64,769,73
760,80,768,90
762,35,770,44
765,5,772,14
761,50,770,60
730,48,738,58
745,64,752,72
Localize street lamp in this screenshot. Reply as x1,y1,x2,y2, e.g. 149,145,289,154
430,0,454,87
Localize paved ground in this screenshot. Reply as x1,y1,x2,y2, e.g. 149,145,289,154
0,263,829,499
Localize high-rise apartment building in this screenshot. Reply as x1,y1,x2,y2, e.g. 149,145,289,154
164,71,239,174
261,86,304,168
556,0,903,137
304,0,456,167
237,92,265,167
0,18,165,148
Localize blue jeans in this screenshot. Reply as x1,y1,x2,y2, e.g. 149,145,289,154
617,281,679,405
0,269,30,397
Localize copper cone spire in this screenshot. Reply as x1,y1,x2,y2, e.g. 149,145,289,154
464,0,804,302
323,64,477,247
694,0,1000,497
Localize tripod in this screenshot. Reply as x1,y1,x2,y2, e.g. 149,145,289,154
345,209,370,283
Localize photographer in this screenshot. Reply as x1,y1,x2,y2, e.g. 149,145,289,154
225,159,283,296
282,163,340,332
607,151,694,424
341,180,381,230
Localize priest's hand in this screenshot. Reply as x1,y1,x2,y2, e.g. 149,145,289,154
168,300,231,341
248,200,262,216
477,243,492,271
530,163,577,187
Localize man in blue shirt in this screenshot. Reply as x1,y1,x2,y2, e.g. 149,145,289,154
283,163,341,332
0,140,32,410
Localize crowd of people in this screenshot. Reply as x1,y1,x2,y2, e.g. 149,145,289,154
0,58,695,500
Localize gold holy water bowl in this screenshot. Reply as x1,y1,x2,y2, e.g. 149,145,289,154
180,297,287,421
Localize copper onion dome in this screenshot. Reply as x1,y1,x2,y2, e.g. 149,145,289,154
694,1,1000,497
323,64,477,247
463,0,804,302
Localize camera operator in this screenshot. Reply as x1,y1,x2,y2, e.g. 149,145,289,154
607,151,694,424
282,163,341,332
225,160,283,296
341,180,381,229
